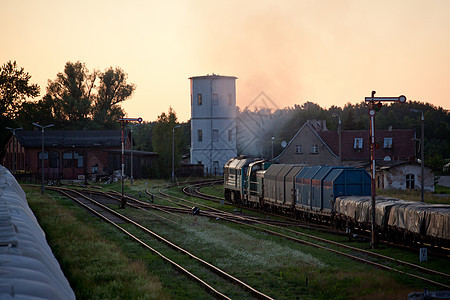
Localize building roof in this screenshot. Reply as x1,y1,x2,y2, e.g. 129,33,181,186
274,121,338,161
318,129,416,161
15,130,129,148
188,74,237,80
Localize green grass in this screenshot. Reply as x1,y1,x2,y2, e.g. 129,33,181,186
24,186,211,299
435,184,450,194
378,187,450,205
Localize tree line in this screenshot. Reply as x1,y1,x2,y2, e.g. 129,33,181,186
1,60,135,136
2,61,449,176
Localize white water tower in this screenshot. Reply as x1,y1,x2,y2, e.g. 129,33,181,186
189,74,237,174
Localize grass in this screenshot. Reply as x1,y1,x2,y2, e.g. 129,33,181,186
22,179,450,299
378,187,450,205
23,186,211,299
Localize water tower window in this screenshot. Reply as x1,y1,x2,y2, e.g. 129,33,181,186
197,94,202,106
228,129,232,141
212,129,219,142
228,94,233,105
212,94,218,105
197,130,203,142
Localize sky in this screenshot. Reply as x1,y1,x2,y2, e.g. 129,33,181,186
1,0,449,122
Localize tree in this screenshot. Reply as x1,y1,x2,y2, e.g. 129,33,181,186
151,107,180,178
93,67,135,129
45,61,96,128
0,61,40,120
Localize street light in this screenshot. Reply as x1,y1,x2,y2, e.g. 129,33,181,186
410,109,425,202
271,136,275,160
332,113,342,166
172,125,182,182
32,123,54,194
5,127,23,175
118,117,142,208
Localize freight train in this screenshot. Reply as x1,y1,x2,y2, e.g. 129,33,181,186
224,156,450,248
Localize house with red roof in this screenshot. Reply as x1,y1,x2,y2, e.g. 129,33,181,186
275,120,434,191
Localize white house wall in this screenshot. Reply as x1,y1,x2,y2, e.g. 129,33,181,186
381,164,434,192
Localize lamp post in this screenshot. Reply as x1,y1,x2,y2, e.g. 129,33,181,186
332,113,342,165
410,109,425,202
172,125,181,182
271,136,275,160
118,117,142,208
5,127,23,175
32,123,54,194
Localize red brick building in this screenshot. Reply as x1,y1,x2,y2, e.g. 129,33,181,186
2,130,157,181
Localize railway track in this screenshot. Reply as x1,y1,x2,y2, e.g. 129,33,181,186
46,182,450,292
165,181,450,290
48,186,274,300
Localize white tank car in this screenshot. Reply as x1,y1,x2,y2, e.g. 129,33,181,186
0,165,75,300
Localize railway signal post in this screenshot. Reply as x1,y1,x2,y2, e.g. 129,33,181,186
365,91,406,249
118,117,143,208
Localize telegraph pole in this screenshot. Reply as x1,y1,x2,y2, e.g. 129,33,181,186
365,91,406,249
118,117,142,208
32,123,55,194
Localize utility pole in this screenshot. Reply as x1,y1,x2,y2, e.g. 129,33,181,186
32,123,55,194
410,109,425,202
172,125,181,182
271,136,274,160
118,117,142,208
332,114,341,165
365,91,406,249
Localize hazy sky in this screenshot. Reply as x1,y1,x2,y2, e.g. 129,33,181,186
2,0,449,122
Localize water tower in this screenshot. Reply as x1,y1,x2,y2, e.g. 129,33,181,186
189,74,237,174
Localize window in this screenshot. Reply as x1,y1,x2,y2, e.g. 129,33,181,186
197,130,203,142
310,145,318,154
212,129,219,142
48,151,59,168
63,152,73,168
212,94,218,105
228,94,233,105
354,138,363,149
228,129,232,141
197,94,202,106
384,137,393,149
406,174,415,189
295,145,303,154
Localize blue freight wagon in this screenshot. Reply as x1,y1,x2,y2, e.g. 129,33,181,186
322,168,371,212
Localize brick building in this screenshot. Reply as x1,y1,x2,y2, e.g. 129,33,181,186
2,130,157,181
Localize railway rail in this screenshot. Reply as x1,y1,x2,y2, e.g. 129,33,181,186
47,186,274,300
167,181,450,290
